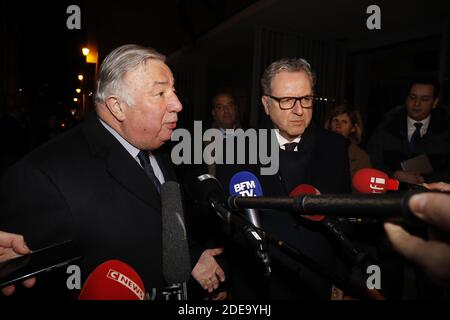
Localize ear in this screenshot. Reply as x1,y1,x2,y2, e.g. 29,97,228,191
105,96,127,121
261,96,270,115
211,108,217,120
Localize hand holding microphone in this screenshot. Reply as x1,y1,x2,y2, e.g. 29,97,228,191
384,190,450,286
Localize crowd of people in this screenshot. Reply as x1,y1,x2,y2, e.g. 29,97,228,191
1,44,450,300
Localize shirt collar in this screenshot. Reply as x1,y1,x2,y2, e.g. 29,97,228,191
99,118,140,159
274,129,301,148
407,114,430,130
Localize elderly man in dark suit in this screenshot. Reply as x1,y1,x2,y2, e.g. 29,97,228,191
215,58,352,299
0,44,223,299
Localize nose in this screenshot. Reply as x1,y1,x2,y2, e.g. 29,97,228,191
292,99,304,115
168,93,183,113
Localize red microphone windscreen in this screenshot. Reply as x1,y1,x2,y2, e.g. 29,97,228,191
79,260,146,300
352,168,399,194
289,184,324,221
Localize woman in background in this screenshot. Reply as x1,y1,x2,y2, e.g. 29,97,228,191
325,105,371,179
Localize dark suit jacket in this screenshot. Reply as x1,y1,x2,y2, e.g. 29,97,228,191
215,123,352,299
0,114,177,296
368,107,450,183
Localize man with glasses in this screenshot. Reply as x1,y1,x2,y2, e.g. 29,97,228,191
216,58,352,299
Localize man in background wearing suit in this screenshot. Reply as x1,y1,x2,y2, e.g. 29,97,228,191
216,58,352,299
0,44,223,299
368,79,450,185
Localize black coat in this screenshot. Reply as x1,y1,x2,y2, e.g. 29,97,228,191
368,107,450,182
215,124,352,299
0,114,177,296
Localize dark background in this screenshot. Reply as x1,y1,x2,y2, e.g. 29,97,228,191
1,0,449,149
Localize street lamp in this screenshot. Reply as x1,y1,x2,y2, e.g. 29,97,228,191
76,88,81,94
78,74,84,81
73,98,79,102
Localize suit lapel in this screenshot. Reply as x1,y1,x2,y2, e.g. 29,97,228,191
154,151,177,182
82,114,161,213
105,147,162,212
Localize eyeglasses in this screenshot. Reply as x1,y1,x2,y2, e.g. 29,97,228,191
267,95,315,110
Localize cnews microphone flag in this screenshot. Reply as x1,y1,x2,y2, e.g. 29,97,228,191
79,260,146,300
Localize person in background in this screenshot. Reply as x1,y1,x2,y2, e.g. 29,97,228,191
367,79,450,185
325,105,371,180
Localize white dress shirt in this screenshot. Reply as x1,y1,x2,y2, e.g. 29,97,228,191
407,115,430,142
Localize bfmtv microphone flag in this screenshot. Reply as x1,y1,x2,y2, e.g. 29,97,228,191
229,171,263,197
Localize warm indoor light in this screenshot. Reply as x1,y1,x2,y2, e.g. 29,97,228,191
82,47,90,56
73,98,79,102
76,88,81,94
78,74,84,81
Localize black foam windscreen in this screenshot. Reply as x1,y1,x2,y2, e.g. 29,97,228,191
183,171,226,205
161,181,192,284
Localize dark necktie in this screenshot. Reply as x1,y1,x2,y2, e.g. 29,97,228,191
410,122,423,148
284,142,297,152
137,150,161,193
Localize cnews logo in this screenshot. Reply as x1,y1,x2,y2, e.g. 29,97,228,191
107,269,145,300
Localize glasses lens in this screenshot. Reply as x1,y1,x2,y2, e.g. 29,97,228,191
301,96,314,108
280,97,295,109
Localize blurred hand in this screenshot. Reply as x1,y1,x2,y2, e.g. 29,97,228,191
422,181,450,192
393,170,424,185
0,231,36,296
192,248,225,293
384,192,450,285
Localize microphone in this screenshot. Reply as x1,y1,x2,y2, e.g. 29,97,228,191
290,184,371,268
161,181,191,300
229,171,264,228
187,173,271,276
352,168,399,194
352,168,450,195
227,192,421,222
229,171,271,277
79,260,146,300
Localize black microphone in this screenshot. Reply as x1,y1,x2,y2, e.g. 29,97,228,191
290,184,374,268
229,171,264,228
161,181,191,300
227,192,422,225
187,173,271,276
228,171,271,277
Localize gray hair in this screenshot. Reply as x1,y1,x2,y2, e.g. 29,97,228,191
261,58,316,95
94,44,166,106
